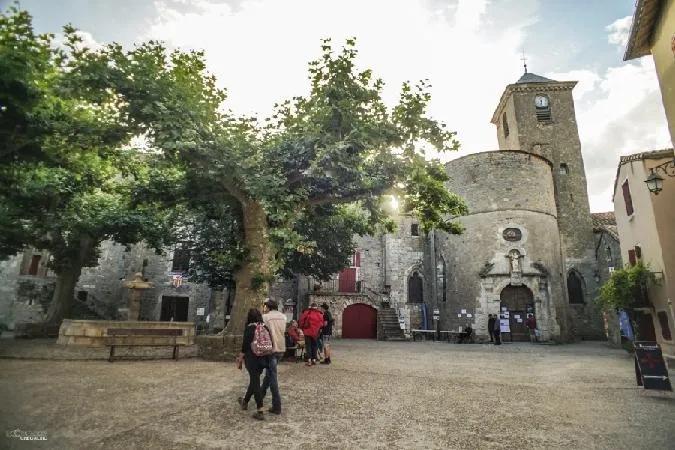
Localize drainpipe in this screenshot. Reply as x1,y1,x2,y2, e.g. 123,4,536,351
382,232,387,290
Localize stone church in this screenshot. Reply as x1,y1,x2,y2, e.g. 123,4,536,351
307,70,606,343
0,71,608,343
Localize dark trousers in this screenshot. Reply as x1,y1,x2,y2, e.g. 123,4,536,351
261,352,283,412
305,336,318,361
243,355,264,408
488,329,495,342
494,331,501,345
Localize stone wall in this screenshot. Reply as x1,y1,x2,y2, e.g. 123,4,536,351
0,255,57,329
441,151,566,341
594,230,624,345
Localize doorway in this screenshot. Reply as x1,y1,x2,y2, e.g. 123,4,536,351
342,303,377,339
160,296,189,322
499,285,534,341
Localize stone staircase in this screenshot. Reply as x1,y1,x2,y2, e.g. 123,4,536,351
378,307,406,341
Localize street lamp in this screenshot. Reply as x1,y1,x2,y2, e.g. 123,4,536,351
644,169,664,194
644,158,675,195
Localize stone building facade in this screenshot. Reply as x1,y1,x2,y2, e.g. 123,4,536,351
0,71,610,343
0,242,215,331
301,72,607,342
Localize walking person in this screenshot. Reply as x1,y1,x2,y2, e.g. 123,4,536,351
299,303,324,366
261,299,286,415
487,314,496,343
493,314,502,345
320,303,334,365
236,308,272,420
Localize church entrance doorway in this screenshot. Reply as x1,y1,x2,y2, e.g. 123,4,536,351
499,285,534,341
342,303,377,339
160,296,189,322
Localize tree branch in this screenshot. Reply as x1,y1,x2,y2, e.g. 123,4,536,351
221,179,249,204
306,185,390,206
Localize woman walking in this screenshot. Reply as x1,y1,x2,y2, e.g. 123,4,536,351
236,308,270,420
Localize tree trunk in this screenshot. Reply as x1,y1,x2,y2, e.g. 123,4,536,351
45,235,94,324
225,199,274,336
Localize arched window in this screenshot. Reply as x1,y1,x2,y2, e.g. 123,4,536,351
502,112,510,138
567,271,584,304
436,257,446,302
408,271,423,303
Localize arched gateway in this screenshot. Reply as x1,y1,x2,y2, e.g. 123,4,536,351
342,303,377,339
499,285,534,341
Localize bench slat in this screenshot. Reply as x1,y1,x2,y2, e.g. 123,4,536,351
107,328,183,336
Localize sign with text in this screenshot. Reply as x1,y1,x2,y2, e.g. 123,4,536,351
633,341,672,391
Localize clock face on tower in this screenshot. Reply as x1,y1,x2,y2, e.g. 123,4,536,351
535,95,549,108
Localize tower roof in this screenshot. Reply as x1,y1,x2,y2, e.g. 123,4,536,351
515,72,557,84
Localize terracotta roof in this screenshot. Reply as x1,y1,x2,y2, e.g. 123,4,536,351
591,212,619,241
624,0,663,61
591,212,616,227
612,148,675,200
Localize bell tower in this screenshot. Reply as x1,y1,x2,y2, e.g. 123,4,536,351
491,69,602,339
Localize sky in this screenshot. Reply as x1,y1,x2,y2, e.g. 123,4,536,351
5,0,672,213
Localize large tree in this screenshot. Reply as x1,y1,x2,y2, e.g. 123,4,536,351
0,8,184,322
151,39,468,336
4,7,468,334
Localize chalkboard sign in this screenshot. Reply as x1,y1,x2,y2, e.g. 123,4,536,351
633,341,672,391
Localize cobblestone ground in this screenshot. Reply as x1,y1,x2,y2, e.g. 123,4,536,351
0,339,674,449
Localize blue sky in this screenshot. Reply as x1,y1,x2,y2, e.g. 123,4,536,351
3,0,671,212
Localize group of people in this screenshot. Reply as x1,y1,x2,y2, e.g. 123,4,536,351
235,300,334,420
487,312,538,345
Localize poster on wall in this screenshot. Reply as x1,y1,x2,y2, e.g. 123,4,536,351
499,318,510,333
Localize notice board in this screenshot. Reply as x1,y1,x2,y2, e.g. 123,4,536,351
633,341,672,391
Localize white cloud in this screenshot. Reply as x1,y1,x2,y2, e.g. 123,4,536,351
145,2,670,213
54,29,103,52
606,15,632,49
147,0,536,158
549,28,671,212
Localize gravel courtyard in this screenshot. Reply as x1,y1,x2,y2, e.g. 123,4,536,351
1,340,673,449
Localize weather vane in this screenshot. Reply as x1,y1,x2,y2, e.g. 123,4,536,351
520,48,528,74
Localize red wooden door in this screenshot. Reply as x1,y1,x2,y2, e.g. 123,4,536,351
342,303,377,339
338,268,357,293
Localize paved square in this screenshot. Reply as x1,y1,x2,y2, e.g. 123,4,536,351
0,340,673,449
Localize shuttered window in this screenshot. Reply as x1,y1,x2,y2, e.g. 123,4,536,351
634,245,642,260
628,249,636,266
622,181,634,216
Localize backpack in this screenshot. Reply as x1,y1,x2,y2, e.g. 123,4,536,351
251,323,274,356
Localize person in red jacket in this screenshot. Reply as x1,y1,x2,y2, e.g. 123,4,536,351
299,303,324,366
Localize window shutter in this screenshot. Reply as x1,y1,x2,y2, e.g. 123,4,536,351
354,251,361,267
634,245,642,260
628,249,636,266
622,181,634,216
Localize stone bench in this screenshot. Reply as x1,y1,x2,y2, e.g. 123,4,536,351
105,328,186,362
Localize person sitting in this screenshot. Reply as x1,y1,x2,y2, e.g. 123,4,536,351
284,320,303,360
457,323,473,344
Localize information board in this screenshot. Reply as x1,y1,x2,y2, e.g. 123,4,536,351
499,318,510,333
633,341,672,391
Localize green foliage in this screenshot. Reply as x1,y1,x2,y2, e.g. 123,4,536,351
2,5,468,314
597,262,659,311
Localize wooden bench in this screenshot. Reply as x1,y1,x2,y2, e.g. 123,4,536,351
105,328,185,362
